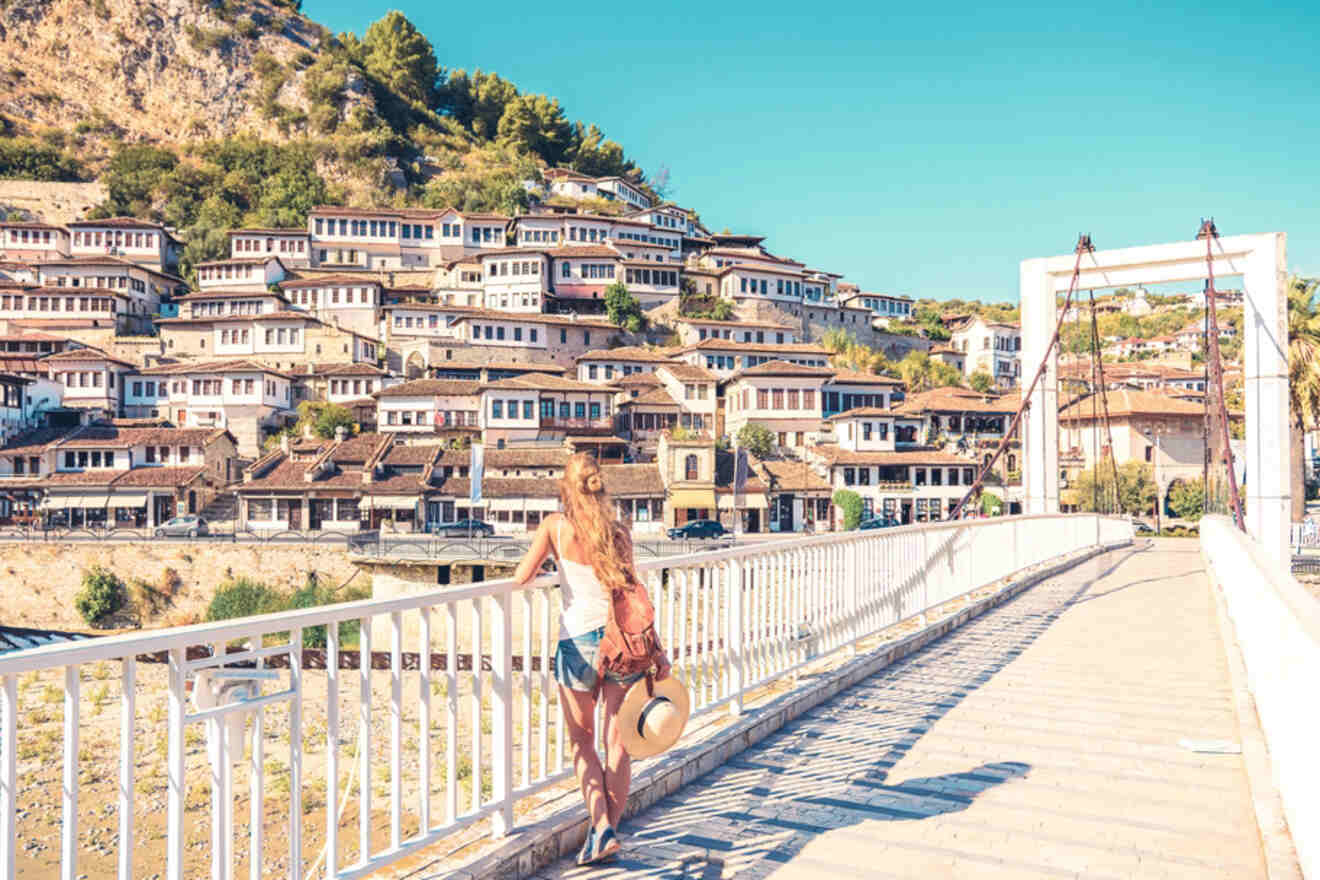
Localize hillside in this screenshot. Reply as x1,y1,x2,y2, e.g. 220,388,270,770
0,0,652,273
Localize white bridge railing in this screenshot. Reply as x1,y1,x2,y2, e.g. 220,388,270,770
0,514,1131,880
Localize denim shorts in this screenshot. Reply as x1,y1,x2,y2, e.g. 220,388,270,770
553,627,646,693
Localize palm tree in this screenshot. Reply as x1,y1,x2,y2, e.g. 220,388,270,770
1287,276,1320,521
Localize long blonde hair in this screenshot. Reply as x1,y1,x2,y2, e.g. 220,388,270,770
559,452,634,594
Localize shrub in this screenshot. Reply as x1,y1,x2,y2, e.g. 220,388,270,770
0,137,84,181
206,576,284,622
832,490,863,530
75,567,127,627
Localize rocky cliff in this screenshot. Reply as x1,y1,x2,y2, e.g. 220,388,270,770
0,0,323,153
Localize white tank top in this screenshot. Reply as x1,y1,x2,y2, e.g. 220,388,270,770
556,518,611,637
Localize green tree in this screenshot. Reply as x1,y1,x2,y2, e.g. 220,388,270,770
1072,461,1157,516
832,490,864,530
980,490,1003,516
75,566,127,628
0,137,84,181
94,144,179,217
497,94,575,167
1287,276,1320,522
896,351,964,392
1167,478,1206,522
359,11,440,107
710,299,734,321
736,422,775,459
968,371,994,393
291,401,356,440
603,281,644,332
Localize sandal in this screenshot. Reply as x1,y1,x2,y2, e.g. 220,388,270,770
576,826,596,866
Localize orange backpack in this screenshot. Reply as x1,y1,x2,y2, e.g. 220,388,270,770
595,575,665,691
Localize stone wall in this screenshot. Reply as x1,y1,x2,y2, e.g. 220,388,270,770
0,541,362,631
0,180,108,224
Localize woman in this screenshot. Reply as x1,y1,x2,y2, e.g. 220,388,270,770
514,453,670,865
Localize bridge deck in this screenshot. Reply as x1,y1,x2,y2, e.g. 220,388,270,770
536,540,1266,880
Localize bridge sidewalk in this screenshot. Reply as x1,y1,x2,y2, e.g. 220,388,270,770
532,539,1267,879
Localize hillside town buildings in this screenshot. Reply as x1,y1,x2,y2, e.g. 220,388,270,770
7,178,1235,535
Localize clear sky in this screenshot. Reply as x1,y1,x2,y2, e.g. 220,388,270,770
307,0,1319,302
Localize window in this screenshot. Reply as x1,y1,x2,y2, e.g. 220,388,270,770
492,400,503,419
843,467,855,486
523,400,533,420
684,454,698,481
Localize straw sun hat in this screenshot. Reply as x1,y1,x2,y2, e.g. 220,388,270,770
618,673,691,759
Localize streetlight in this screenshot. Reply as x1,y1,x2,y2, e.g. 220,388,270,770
1143,427,1161,535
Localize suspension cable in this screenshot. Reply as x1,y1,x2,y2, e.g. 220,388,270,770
1199,218,1246,530
952,234,1093,519
1088,290,1123,513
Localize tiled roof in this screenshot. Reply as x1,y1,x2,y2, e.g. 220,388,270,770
895,388,1020,416
757,459,832,492
54,425,226,448
374,379,480,398
826,406,913,421
547,245,621,259
576,346,674,363
616,372,662,388
108,466,207,488
483,374,616,393
135,359,292,379
658,362,717,381
229,227,307,235
622,387,680,407
278,275,383,288
830,369,903,386
1059,390,1207,419
67,216,167,230
0,428,66,454
732,360,835,379
600,463,664,496
39,347,135,368
380,444,443,466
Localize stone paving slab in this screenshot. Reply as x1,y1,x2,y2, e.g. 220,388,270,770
532,540,1267,879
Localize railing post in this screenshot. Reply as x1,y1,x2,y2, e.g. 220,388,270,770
847,539,860,656
1,674,16,880
166,647,186,880
727,558,744,717
490,591,514,836
919,529,930,627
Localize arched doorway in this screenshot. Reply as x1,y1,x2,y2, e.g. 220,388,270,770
404,351,427,379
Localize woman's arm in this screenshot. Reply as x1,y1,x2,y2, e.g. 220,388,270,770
513,514,557,585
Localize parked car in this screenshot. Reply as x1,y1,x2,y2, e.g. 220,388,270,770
155,515,208,538
1133,521,1156,535
858,515,901,530
432,519,495,538
667,519,729,540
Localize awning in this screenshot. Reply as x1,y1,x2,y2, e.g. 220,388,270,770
366,496,419,510
107,493,149,508
719,492,768,510
45,495,111,509
669,488,717,509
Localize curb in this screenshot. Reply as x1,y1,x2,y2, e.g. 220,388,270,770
1203,548,1304,880
424,539,1131,880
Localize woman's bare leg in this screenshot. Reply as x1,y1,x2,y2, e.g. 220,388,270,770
600,678,633,828
560,685,611,833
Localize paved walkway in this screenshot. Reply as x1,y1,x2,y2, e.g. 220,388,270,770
536,540,1266,879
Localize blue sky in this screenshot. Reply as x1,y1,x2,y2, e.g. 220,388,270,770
308,0,1319,302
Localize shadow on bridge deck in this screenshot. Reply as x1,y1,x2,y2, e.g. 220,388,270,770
530,540,1266,880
